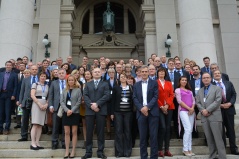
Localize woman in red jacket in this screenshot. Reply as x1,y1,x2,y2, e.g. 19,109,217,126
157,67,175,157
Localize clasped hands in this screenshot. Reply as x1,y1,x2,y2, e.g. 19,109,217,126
38,103,48,111
201,109,211,117
188,107,194,115
220,102,231,109
161,104,169,115
91,103,99,112
141,106,149,116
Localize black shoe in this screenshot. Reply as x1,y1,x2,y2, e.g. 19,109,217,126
232,150,239,155
0,130,3,135
30,145,39,150
14,125,21,129
52,144,58,150
37,146,44,149
81,155,91,159
18,138,27,142
97,154,107,159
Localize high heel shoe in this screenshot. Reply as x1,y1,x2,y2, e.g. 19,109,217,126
30,145,39,150
64,153,70,158
69,153,75,158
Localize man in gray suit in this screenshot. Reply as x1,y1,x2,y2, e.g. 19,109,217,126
82,68,110,159
196,72,226,159
48,68,66,149
18,65,38,141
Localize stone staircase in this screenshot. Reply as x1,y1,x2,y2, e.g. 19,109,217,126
0,106,239,159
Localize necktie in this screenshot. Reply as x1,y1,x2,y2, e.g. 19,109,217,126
170,72,174,81
218,82,226,103
20,73,24,81
32,76,36,84
142,81,147,84
95,80,98,89
61,80,64,90
206,67,209,73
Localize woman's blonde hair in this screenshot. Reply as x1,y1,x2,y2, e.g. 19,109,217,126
23,69,31,74
65,75,80,91
71,69,80,81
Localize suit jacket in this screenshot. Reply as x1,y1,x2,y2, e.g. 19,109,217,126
111,85,133,114
212,80,237,115
48,80,63,111
189,77,205,97
175,69,190,80
201,66,210,74
83,80,110,115
0,67,20,73
196,85,222,122
60,88,81,113
69,63,77,70
19,77,32,107
157,80,175,110
133,79,159,119
0,71,18,97
165,70,181,90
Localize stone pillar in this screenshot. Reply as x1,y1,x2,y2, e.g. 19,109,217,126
124,6,129,34
217,0,239,101
0,0,34,66
59,0,75,63
140,1,156,62
89,6,94,34
178,0,217,66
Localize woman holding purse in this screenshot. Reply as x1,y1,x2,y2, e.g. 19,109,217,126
30,72,49,150
60,75,82,158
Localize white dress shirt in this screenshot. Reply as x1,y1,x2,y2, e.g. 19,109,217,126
142,79,148,106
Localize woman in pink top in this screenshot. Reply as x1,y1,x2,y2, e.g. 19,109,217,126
175,76,195,157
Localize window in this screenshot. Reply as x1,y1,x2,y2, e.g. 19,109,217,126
82,10,89,34
128,10,136,33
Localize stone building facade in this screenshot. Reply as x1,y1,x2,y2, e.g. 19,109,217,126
0,0,239,93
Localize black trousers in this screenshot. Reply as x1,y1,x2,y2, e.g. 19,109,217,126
114,111,132,157
221,109,238,152
85,114,106,157
52,112,65,145
158,109,173,151
21,107,31,139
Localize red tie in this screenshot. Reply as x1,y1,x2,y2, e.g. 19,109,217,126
218,82,226,103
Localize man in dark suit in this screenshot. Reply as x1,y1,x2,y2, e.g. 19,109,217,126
210,63,229,81
15,63,26,129
48,68,66,149
133,65,159,159
201,57,211,74
81,56,91,71
0,61,18,135
82,68,110,159
148,65,157,80
166,58,181,138
212,70,239,155
174,60,190,80
196,72,226,159
67,56,77,70
18,65,38,141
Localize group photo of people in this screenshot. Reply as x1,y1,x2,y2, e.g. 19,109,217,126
0,54,238,159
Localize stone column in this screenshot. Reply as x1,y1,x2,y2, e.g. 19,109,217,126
178,0,217,66
141,0,156,62
0,0,34,66
124,6,129,34
89,6,94,34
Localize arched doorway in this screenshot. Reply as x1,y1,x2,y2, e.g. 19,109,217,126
72,0,144,65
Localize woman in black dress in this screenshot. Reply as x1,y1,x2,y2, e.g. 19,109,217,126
60,75,82,158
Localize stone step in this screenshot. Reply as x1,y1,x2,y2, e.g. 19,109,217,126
0,147,235,158
0,138,238,149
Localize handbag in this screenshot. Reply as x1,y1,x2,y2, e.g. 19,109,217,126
47,109,53,127
25,97,33,110
25,83,39,109
57,106,63,118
